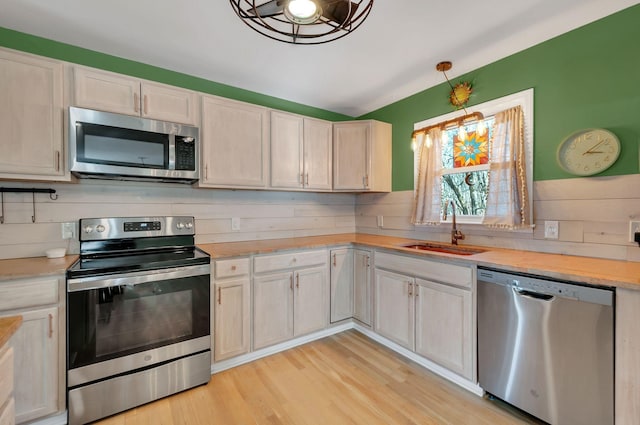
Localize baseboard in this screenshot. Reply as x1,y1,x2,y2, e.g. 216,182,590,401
353,324,484,397
211,320,483,397
211,322,354,373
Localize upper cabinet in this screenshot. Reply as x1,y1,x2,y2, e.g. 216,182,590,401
333,120,392,192
270,111,332,191
0,48,66,181
72,67,198,125
200,95,270,189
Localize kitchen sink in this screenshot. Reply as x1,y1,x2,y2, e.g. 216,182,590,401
399,242,487,256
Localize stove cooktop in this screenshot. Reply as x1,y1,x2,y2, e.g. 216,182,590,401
66,247,210,279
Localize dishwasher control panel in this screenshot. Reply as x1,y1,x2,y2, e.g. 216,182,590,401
477,268,613,306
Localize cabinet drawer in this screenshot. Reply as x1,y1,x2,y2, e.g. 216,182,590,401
0,346,12,410
375,252,472,289
215,258,250,279
254,250,327,274
0,277,59,311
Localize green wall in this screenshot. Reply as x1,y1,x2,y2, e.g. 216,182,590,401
0,27,352,122
361,4,640,191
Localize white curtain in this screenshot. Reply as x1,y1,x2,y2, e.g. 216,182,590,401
483,105,530,229
411,127,443,225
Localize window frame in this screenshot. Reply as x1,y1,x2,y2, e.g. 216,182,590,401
413,88,534,228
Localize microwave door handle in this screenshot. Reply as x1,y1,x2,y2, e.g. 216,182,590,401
168,134,176,170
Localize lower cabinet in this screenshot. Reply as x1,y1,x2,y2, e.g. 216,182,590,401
353,249,372,326
0,275,63,424
213,258,251,362
374,252,474,381
253,250,328,350
214,277,250,362
330,249,354,323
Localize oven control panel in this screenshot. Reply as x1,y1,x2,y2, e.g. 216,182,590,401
79,216,195,240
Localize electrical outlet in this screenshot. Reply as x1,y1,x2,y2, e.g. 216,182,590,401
231,217,240,231
377,215,384,227
544,221,559,239
61,222,76,240
629,221,640,242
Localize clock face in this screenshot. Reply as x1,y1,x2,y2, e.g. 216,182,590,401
557,129,621,176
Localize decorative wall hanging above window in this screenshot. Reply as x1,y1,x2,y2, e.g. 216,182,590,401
229,0,374,45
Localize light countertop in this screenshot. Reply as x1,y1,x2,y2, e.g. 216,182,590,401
0,315,22,348
1,234,639,291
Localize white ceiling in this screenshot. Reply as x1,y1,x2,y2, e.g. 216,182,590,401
0,0,637,117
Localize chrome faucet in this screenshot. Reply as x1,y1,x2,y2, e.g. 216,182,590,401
443,200,465,245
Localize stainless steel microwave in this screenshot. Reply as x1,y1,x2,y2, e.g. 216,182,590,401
69,107,199,183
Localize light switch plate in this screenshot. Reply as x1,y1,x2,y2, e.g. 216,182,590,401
61,222,76,240
231,217,240,231
377,215,384,227
544,221,559,239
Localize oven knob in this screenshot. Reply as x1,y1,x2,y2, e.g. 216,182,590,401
96,225,106,233
84,226,93,233
177,222,185,229
185,222,193,229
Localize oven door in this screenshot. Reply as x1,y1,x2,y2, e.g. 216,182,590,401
67,264,210,387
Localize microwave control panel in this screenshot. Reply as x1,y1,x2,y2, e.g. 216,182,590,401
175,136,196,170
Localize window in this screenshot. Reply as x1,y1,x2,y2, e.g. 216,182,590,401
412,89,534,229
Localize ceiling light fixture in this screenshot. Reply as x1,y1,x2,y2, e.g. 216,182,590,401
230,0,374,45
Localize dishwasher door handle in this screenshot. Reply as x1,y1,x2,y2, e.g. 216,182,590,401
513,287,555,301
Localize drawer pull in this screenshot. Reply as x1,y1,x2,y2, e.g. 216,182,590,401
231,265,237,271
48,314,53,338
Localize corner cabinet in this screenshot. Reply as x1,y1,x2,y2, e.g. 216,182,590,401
213,258,251,362
200,95,270,189
72,66,199,125
0,275,64,424
333,120,391,192
0,48,65,181
253,250,328,350
374,251,475,381
270,111,332,191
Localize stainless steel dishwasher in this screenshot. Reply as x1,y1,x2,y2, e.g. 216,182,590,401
477,267,614,425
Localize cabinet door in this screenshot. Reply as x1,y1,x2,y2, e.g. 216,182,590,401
270,111,303,189
0,49,64,179
333,122,369,190
2,307,58,423
303,118,332,190
201,95,269,188
354,249,372,326
294,266,328,336
415,278,472,379
214,277,250,362
73,67,140,116
330,249,354,323
374,269,414,349
141,82,198,125
253,272,293,349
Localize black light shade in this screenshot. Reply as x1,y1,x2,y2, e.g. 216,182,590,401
229,0,374,45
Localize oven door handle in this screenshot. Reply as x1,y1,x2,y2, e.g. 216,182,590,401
67,264,210,292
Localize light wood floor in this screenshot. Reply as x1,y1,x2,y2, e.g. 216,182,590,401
96,330,540,424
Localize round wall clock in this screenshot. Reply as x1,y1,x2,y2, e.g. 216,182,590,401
556,128,621,176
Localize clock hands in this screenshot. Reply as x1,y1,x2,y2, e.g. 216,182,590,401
583,139,606,155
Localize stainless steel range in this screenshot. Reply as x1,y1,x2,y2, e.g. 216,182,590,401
66,216,211,425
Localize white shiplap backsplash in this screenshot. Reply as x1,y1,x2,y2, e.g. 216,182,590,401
1,174,639,262
0,180,356,260
356,174,640,263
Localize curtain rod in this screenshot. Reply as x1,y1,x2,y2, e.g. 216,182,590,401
412,111,484,139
